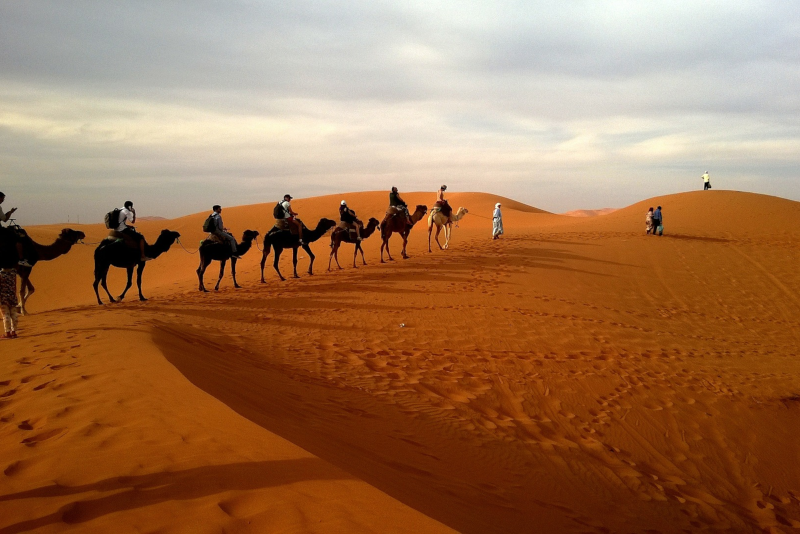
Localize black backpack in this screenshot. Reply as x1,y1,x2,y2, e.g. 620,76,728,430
273,202,285,219
202,214,214,233
104,208,122,229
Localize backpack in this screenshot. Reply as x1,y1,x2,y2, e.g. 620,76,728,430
202,214,215,233
104,208,122,229
273,202,285,219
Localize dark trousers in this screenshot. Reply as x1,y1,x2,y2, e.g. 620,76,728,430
704,182,711,190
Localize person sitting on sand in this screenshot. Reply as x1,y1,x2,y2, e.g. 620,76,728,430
0,267,19,338
646,207,654,235
389,187,412,225
492,203,504,240
339,200,363,241
116,201,151,262
0,192,32,268
210,205,239,258
278,194,304,245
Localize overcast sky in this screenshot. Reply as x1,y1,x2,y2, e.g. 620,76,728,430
2,1,799,224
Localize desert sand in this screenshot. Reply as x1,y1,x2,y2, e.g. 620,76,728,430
2,190,800,533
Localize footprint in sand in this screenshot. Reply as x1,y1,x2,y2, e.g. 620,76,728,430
21,428,66,446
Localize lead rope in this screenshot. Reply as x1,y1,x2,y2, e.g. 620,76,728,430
176,238,200,255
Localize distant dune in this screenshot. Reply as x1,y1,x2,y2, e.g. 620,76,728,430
4,189,800,533
136,215,167,221
561,208,618,217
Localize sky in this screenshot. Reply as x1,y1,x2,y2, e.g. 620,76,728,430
1,1,799,224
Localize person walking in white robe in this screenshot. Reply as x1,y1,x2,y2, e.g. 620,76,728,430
492,203,504,239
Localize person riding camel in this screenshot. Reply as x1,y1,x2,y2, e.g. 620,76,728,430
0,192,32,268
434,185,451,217
115,201,151,262
389,187,412,225
209,205,239,258
278,194,304,245
339,200,363,242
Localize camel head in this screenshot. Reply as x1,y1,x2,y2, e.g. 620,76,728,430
366,217,380,230
156,229,182,245
242,229,260,242
454,207,469,220
316,218,337,233
60,228,86,243
414,205,428,216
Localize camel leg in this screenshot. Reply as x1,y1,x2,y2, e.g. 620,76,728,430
215,259,227,291
304,244,315,275
136,263,147,301
328,239,339,271
18,276,33,316
231,258,241,289
402,233,410,259
197,256,209,292
292,246,300,277
443,224,450,249
260,241,270,283
95,264,114,305
119,265,134,301
273,248,285,281
434,225,444,250
380,237,390,263
427,223,433,252
359,242,367,265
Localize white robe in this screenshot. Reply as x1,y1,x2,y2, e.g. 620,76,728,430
492,208,503,236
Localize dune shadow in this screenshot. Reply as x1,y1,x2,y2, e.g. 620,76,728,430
0,458,346,533
662,234,732,243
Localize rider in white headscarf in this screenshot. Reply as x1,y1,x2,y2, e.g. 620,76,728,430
492,203,503,239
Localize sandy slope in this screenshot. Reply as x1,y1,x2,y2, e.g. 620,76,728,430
3,190,800,533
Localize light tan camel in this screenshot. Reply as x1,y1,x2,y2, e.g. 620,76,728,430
427,207,468,252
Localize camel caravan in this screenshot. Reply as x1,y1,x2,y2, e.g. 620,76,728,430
0,187,472,335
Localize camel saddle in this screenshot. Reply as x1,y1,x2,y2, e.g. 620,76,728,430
336,220,361,238
201,233,224,245
432,201,452,217
105,229,140,248
270,219,299,235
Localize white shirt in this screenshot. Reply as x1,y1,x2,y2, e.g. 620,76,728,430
280,200,292,219
116,208,135,232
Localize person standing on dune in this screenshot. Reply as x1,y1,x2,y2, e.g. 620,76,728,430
492,203,503,239
702,171,711,190
646,207,654,234
653,206,663,236
0,267,19,338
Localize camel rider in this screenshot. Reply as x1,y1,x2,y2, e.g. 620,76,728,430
434,185,451,216
210,205,239,258
116,201,151,262
389,187,412,225
0,192,32,268
279,194,304,245
339,200,363,241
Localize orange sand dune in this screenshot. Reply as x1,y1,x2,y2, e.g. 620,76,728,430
562,208,617,217
3,190,800,533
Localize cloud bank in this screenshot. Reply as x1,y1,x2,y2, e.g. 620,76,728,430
1,1,799,223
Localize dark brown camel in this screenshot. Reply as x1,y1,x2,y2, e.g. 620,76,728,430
328,217,380,270
93,229,181,305
379,205,427,263
260,218,336,282
196,230,259,292
0,227,86,315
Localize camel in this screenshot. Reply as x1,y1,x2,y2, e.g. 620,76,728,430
196,229,260,292
92,229,181,305
379,205,427,262
428,206,469,252
0,227,86,316
328,217,380,270
260,218,336,282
